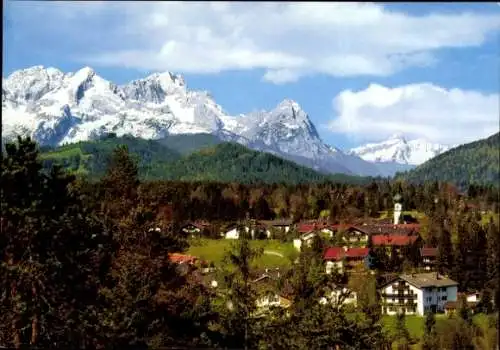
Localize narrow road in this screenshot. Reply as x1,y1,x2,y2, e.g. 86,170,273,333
263,250,284,258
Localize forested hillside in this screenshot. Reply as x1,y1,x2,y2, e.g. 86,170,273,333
398,132,499,188
2,136,499,349
38,135,371,184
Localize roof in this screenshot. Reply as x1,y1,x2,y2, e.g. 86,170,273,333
169,253,198,264
259,219,293,227
297,222,333,233
372,235,419,246
345,247,370,258
324,247,345,260
181,221,211,230
297,221,420,235
324,247,369,261
399,273,458,289
420,247,438,257
300,231,318,240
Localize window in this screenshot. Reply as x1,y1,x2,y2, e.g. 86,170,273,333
441,296,447,301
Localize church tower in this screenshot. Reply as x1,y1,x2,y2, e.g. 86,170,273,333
393,194,402,225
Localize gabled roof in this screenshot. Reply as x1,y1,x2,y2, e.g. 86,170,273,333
181,220,211,230
399,273,458,289
259,219,293,227
169,253,198,264
299,231,318,240
297,221,333,233
345,247,370,258
372,235,419,246
420,247,438,257
324,247,345,261
324,247,369,261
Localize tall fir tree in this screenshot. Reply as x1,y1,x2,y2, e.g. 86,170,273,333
0,137,108,348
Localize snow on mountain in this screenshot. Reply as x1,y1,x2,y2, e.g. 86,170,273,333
348,133,452,166
2,65,380,176
347,133,458,176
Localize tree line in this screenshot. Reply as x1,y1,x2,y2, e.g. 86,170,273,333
1,137,498,349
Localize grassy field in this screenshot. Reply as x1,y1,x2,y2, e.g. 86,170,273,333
382,313,494,348
187,238,297,268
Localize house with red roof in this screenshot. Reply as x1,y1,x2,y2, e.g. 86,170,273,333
297,221,335,237
169,253,199,265
371,234,422,258
323,246,370,274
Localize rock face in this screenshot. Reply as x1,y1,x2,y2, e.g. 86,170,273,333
4,65,447,177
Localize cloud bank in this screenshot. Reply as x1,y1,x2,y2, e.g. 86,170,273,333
8,2,500,84
328,83,499,145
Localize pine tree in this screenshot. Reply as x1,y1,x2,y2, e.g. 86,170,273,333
457,294,472,326
436,220,453,275
214,227,263,349
0,137,107,347
394,311,410,350
422,311,437,350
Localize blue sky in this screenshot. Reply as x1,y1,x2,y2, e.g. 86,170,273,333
3,2,500,149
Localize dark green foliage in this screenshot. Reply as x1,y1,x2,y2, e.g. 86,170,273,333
0,136,108,347
3,136,500,349
214,228,263,349
394,311,411,349
423,310,436,342
398,132,500,188
157,133,223,154
38,136,373,185
259,249,388,350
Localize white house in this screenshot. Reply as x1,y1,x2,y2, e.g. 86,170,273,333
223,225,257,239
259,219,293,239
466,292,481,303
379,273,458,316
320,286,357,307
256,293,292,309
293,231,317,251
341,226,369,247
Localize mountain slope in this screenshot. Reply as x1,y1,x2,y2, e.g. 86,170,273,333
2,66,379,177
398,132,499,187
348,133,453,177
40,135,181,180
349,133,452,165
37,135,372,184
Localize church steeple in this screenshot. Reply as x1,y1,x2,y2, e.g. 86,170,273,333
393,194,402,225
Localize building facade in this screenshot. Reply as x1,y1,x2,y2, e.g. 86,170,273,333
379,273,458,315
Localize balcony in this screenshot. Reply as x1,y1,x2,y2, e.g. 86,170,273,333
381,293,417,299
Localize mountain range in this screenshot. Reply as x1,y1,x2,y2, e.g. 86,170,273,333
2,66,453,177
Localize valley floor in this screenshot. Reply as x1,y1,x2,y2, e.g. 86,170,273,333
187,238,296,269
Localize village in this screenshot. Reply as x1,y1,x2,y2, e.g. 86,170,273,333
167,195,489,319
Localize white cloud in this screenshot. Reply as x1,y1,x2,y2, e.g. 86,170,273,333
327,83,499,145
10,2,500,83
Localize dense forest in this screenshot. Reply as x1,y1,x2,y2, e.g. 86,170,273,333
399,132,500,188
39,134,374,185
1,136,499,349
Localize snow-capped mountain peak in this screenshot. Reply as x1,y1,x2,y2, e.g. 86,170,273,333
387,132,406,141
2,65,442,178
348,134,452,165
